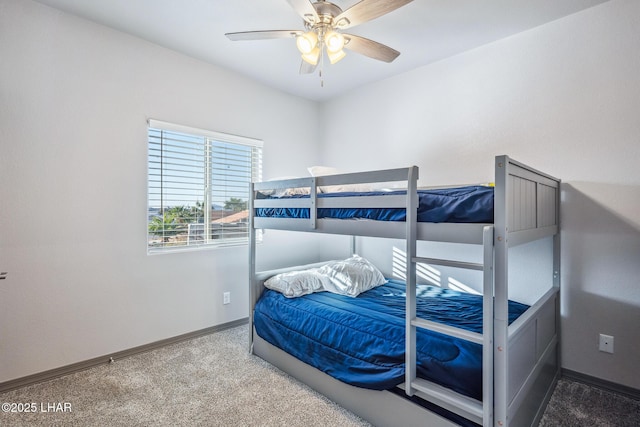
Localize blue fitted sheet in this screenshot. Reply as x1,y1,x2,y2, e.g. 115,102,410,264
254,279,528,400
255,185,494,223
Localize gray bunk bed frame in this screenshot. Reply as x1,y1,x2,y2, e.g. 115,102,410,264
248,155,561,427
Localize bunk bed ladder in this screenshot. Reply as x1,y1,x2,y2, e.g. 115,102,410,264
405,164,495,426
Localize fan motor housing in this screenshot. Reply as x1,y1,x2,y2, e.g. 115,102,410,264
313,1,342,25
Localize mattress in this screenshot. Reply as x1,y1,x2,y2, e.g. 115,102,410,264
254,279,528,400
255,185,494,223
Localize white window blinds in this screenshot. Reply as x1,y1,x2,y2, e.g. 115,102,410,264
147,120,262,253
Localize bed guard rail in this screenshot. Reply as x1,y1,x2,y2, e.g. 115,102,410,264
251,167,419,232
248,166,419,350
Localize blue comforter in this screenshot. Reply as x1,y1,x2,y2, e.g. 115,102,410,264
255,185,494,223
254,279,528,400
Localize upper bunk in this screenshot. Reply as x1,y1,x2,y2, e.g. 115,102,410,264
250,155,560,246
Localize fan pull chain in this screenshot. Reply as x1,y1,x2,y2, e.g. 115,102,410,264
319,44,325,87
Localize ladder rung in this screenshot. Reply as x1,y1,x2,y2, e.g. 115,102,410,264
412,256,485,271
411,317,484,344
410,378,484,425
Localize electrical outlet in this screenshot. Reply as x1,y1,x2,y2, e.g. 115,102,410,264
223,292,231,305
599,334,614,354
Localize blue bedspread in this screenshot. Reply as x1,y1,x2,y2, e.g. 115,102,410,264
254,279,528,399
255,185,494,223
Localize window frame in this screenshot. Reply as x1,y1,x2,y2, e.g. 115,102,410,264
147,119,262,254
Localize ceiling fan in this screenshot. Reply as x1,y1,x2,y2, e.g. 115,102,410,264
225,0,414,74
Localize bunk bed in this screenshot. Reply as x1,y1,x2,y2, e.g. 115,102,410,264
248,155,561,427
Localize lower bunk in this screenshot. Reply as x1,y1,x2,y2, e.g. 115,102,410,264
251,260,560,427
253,332,463,427
254,329,558,427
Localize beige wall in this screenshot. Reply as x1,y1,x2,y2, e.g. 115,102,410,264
319,0,640,389
0,0,323,383
2,0,639,391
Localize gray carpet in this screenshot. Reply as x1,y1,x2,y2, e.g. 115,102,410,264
538,378,640,427
1,324,638,426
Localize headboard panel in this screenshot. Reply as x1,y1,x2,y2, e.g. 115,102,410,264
537,183,558,228
508,176,558,232
496,156,560,246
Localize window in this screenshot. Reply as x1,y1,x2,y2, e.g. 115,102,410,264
147,120,262,253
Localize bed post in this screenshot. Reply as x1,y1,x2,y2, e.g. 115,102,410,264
248,181,256,354
482,225,495,427
553,178,562,389
405,166,419,396
494,155,510,426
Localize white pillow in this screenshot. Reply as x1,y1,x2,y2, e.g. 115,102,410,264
307,166,372,194
307,166,340,177
263,255,386,298
261,176,311,197
264,269,329,298
317,255,386,297
274,187,310,197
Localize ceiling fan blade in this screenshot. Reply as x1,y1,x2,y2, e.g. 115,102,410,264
225,30,301,41
334,0,413,29
285,0,319,25
299,60,318,74
343,34,400,63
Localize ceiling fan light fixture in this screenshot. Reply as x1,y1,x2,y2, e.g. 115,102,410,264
301,46,321,65
226,0,414,76
327,48,346,64
324,30,345,53
296,30,318,54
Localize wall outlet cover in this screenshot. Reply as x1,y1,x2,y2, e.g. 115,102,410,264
599,334,614,354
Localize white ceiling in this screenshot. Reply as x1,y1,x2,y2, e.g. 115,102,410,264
33,0,609,101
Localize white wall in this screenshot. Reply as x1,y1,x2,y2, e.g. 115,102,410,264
320,0,640,389
2,0,639,393
0,0,323,383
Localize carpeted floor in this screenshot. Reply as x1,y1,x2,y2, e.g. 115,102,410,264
538,378,640,427
1,324,638,426
0,325,368,427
